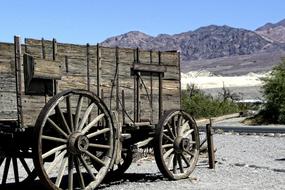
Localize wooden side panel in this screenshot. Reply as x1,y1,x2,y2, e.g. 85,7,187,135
0,42,17,120
1,38,180,126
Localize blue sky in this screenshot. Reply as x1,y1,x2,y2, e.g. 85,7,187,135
0,0,284,44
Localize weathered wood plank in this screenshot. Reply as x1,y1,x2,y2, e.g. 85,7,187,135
33,59,62,79
160,51,178,66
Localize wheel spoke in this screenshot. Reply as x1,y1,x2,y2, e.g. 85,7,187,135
55,105,71,134
74,156,85,189
2,157,11,184
182,129,194,138
184,150,195,157
19,158,31,175
87,128,110,139
79,155,96,180
166,123,175,138
66,96,74,132
173,154,177,174
167,154,174,169
42,145,67,159
46,150,67,173
85,150,106,167
0,158,4,166
68,155,74,190
162,144,173,149
89,143,111,149
177,155,184,173
181,153,191,167
78,103,95,131
171,117,178,137
179,121,189,136
47,118,68,138
163,134,174,143
55,157,68,187
42,135,67,143
12,157,19,183
82,113,105,135
163,148,174,160
74,95,83,131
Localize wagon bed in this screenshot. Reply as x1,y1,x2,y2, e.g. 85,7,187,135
0,36,200,189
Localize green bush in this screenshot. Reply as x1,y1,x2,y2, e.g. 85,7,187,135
262,59,285,123
181,84,240,119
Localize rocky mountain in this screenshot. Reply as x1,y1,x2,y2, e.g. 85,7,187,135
101,19,285,75
256,19,285,43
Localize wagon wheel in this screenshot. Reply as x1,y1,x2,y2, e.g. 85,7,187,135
154,110,200,180
108,148,133,177
33,89,115,190
0,150,36,185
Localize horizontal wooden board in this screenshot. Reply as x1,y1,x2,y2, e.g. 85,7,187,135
0,92,17,120
0,75,16,93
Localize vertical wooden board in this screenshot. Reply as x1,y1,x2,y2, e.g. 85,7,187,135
160,51,178,66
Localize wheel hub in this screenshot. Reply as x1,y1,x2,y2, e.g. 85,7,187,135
68,132,89,155
174,136,191,153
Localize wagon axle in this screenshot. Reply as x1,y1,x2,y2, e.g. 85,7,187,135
174,136,192,154
68,132,90,155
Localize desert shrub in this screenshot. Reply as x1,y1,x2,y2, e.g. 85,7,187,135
262,59,285,123
181,84,240,119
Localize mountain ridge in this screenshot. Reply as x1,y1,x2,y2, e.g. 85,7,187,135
101,19,285,75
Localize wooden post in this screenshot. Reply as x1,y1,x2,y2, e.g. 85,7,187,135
14,36,23,127
65,56,69,73
41,38,46,59
97,44,101,97
158,51,163,119
177,51,181,109
52,38,57,95
115,47,120,111
150,50,153,123
206,119,215,169
122,90,125,125
86,43,90,91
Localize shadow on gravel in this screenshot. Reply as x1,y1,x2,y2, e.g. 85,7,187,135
98,173,165,189
0,173,165,190
275,158,285,161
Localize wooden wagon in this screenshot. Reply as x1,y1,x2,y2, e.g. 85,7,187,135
0,36,200,189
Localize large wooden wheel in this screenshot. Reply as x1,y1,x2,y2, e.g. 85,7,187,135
33,89,115,190
154,110,200,180
108,148,133,177
0,150,35,185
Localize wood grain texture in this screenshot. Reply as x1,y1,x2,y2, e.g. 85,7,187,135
1,39,181,127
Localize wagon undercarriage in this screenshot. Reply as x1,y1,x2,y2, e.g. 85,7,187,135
0,36,200,189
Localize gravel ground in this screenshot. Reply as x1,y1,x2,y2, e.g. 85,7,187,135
1,134,285,190
100,134,285,190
